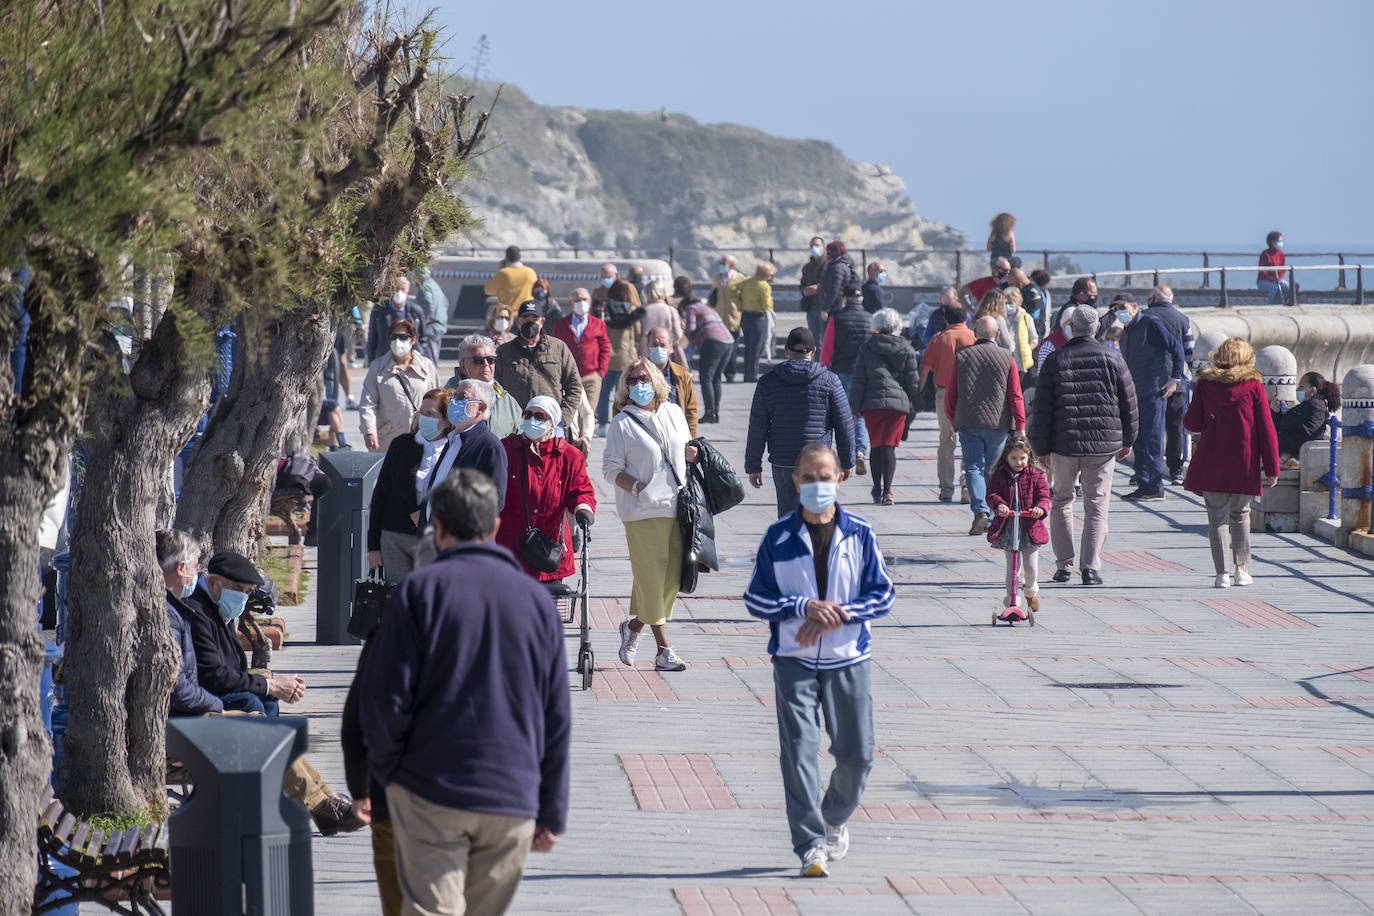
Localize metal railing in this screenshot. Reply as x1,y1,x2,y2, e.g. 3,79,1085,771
1324,417,1341,521
1050,263,1372,308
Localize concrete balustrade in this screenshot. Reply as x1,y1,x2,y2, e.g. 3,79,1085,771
1186,306,1374,382
1299,438,1337,535
1335,365,1374,557
1192,330,1229,372
1251,345,1300,532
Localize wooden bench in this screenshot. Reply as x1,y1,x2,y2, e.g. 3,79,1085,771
35,783,171,915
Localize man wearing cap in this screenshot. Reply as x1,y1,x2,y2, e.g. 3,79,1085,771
746,328,856,517
182,550,307,715
494,301,584,434
1114,292,1185,501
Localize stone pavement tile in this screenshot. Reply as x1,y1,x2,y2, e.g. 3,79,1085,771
1224,881,1373,916
1112,881,1258,914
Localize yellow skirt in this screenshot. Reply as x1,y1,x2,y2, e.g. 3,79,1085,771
625,516,682,627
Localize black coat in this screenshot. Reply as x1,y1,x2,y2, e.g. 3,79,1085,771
689,438,745,516
828,305,873,376
819,254,862,315
341,638,388,822
183,584,269,699
1030,336,1139,458
850,333,922,415
1273,395,1330,457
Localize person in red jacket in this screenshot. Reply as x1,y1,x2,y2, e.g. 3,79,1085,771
495,396,597,584
550,287,611,453
1183,337,1279,588
1256,230,1289,304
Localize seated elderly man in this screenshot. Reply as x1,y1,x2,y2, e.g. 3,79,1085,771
446,334,522,438
157,530,362,836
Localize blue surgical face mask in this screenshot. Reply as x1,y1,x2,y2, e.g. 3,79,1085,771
718,263,729,276
417,414,443,440
629,382,655,407
520,417,550,440
179,580,195,600
649,346,669,366
799,480,837,514
876,271,887,285
602,277,615,289
447,398,474,426
1005,304,1017,317
1296,389,1308,403
215,586,249,623
810,245,823,258
1275,240,1284,249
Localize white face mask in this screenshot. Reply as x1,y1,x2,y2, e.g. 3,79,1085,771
572,300,590,317
390,338,412,358
392,290,407,305
493,318,510,332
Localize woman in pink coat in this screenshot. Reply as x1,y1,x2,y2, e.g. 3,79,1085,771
1183,337,1279,588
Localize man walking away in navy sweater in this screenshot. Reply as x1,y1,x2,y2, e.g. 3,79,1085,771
359,468,571,916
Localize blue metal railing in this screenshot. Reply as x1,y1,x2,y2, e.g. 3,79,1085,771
1322,417,1341,520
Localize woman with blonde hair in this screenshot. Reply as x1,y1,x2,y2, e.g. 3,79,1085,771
1001,286,1039,372
987,212,1016,263
603,357,699,671
483,296,515,347
733,262,777,383
973,289,1016,353
1183,338,1279,588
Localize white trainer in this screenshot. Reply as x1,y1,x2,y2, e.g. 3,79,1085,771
618,620,641,666
1214,573,1232,589
655,646,687,671
825,823,849,861
800,845,829,878
1234,567,1253,586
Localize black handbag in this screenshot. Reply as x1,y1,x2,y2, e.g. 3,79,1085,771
518,447,564,574
689,438,745,516
348,568,392,640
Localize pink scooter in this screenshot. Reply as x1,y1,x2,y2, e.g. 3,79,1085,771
992,509,1039,627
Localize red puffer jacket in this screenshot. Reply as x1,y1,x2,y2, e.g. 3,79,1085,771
1183,368,1279,497
495,435,597,582
985,466,1051,545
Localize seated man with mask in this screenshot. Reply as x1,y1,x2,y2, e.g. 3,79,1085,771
160,531,362,836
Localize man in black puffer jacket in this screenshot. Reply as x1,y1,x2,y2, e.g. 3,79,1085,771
1030,305,1138,586
827,299,873,475
746,327,856,517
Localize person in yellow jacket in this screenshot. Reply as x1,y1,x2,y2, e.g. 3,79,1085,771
712,255,745,382
1002,286,1040,374
484,244,537,311
731,262,776,383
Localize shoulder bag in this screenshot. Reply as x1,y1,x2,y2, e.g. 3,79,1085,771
518,446,564,574
625,411,702,591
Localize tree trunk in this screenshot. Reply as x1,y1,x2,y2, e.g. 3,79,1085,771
176,302,332,558
61,303,209,817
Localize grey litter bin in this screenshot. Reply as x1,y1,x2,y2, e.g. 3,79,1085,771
316,449,385,645
166,716,313,915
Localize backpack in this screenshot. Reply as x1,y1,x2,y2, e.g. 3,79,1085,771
277,453,318,493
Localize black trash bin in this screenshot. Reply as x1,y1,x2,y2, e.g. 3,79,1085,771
166,717,313,915
316,449,385,645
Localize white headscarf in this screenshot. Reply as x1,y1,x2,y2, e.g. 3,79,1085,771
526,394,562,431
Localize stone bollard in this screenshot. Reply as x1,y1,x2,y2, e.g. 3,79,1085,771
1192,330,1229,374
1336,365,1374,555
1251,345,1300,531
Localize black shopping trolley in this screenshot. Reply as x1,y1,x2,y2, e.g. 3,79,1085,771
545,519,594,689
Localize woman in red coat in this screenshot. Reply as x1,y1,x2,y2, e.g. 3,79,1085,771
1183,338,1279,589
495,395,596,583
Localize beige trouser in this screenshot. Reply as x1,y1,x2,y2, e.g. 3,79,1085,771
387,783,535,916
281,756,331,811
935,388,958,498
1048,452,1116,573
1203,491,1251,574
626,516,681,626
373,819,404,916
568,373,600,443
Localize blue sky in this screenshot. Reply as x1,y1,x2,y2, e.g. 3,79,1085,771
433,0,1373,252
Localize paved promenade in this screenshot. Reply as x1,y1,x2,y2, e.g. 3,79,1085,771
255,375,1371,914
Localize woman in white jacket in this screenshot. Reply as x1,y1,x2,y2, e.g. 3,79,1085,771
603,357,698,671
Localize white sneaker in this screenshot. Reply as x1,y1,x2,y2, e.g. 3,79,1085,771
654,646,687,671
825,823,849,861
1214,573,1232,589
618,620,641,666
1234,568,1253,586
800,845,829,878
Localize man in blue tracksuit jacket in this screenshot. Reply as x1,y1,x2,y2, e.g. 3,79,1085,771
744,442,894,878
1115,293,1186,500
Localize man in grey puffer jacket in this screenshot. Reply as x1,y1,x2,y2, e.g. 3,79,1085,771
1029,305,1138,586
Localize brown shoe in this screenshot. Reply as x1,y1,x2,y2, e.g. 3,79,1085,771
969,512,989,535
960,487,970,504
311,794,366,837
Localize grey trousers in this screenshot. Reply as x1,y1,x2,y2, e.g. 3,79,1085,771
935,388,958,497
1203,491,1251,573
379,530,419,584
1048,452,1116,573
773,657,874,858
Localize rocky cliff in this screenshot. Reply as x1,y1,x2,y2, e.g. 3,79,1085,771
457,82,969,284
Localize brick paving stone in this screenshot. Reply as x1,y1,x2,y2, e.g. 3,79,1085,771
151,386,1374,916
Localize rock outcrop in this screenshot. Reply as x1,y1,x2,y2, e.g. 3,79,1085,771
458,82,970,284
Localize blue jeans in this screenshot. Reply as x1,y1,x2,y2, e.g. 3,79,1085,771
958,427,1009,516
596,370,622,425
1256,279,1290,304
221,691,280,718
1134,391,1167,493
834,373,870,456
806,308,828,346
773,657,874,858
772,464,799,518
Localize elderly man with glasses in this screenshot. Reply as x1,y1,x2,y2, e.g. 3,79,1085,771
448,334,523,439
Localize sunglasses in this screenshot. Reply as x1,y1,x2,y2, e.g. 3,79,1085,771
389,334,412,342
522,410,550,421
464,355,497,365
625,375,652,385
